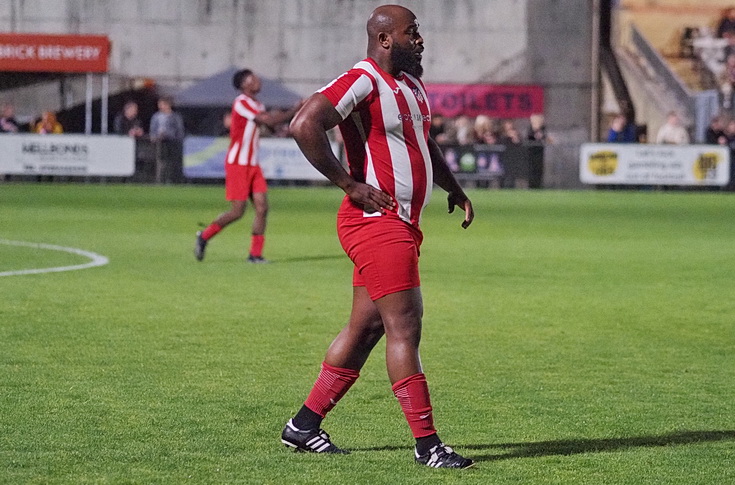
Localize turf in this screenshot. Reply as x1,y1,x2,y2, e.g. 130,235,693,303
0,183,733,484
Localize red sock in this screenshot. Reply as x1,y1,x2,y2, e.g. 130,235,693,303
304,362,360,418
201,223,222,241
250,234,265,257
392,373,437,438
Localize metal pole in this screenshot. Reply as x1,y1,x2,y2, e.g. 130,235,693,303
101,74,109,134
85,72,93,135
591,0,601,142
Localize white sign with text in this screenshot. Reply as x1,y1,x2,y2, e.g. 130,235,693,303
580,143,730,186
0,134,135,176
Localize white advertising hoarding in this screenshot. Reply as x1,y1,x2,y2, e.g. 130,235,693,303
579,143,730,186
183,136,331,181
258,137,330,181
0,134,135,176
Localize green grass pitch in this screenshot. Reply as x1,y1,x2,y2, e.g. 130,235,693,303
1,183,734,484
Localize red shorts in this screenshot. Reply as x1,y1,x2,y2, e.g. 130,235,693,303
337,212,424,301
225,164,268,201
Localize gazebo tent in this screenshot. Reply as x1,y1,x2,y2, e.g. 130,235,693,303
174,66,301,109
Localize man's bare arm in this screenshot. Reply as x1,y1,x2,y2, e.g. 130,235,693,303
254,101,302,130
290,93,394,213
428,137,474,229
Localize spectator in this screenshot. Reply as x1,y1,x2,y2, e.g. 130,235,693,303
716,7,735,39
724,119,735,146
499,119,521,145
0,102,20,133
526,113,551,143
719,54,735,109
606,113,637,142
33,111,63,134
473,115,498,144
526,113,548,189
454,115,474,145
149,96,184,142
723,34,735,60
149,96,185,183
113,101,145,137
429,113,449,144
705,115,727,145
655,111,689,145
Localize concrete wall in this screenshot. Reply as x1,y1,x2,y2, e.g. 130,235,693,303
0,0,533,91
0,0,596,187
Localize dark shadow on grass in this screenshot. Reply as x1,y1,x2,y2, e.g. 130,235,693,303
206,254,343,264
351,430,735,461
268,254,344,264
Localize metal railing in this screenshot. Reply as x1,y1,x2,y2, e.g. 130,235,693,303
629,24,719,142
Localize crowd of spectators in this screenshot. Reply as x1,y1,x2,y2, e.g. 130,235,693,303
605,110,693,145
691,7,735,111
0,102,64,134
2,92,553,151
703,112,735,155
426,113,551,147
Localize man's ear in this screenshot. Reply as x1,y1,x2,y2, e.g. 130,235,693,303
379,32,391,49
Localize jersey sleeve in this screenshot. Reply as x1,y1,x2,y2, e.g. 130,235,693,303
318,69,375,121
233,97,260,121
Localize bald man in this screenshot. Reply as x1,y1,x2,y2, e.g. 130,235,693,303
281,5,474,469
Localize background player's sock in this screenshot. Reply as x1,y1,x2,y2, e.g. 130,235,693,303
392,373,437,440
201,223,222,241
297,362,360,428
250,234,265,257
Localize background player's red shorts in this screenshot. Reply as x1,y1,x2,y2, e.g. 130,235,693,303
225,164,268,201
337,213,424,301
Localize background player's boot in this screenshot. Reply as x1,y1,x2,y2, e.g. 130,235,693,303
247,254,268,264
415,443,474,469
194,232,207,261
281,419,349,454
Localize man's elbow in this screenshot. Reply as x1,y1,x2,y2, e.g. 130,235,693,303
289,111,310,141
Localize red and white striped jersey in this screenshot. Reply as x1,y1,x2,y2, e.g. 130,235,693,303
226,93,264,166
319,57,433,228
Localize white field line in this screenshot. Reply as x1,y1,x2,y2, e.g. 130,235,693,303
0,239,109,277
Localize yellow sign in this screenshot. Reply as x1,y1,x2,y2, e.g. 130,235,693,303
588,150,618,176
692,152,721,181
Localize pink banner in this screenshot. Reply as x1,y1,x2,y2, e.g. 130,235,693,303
425,84,544,118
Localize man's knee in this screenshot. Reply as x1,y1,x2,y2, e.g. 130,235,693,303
360,317,385,345
382,310,422,345
252,195,268,217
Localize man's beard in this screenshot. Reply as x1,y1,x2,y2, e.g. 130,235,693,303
391,44,423,78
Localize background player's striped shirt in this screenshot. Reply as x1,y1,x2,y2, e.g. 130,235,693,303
319,57,433,228
226,93,264,166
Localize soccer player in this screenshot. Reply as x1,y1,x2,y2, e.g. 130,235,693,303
194,69,301,263
282,4,475,469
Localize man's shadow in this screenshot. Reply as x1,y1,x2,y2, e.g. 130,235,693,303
467,430,735,462
354,430,735,461
269,254,343,264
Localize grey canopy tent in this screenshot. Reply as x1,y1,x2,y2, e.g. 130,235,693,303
174,66,301,109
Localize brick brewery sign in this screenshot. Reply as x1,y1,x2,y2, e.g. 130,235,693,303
425,84,544,118
0,33,109,72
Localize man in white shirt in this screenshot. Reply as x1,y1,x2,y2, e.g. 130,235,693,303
656,111,690,145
